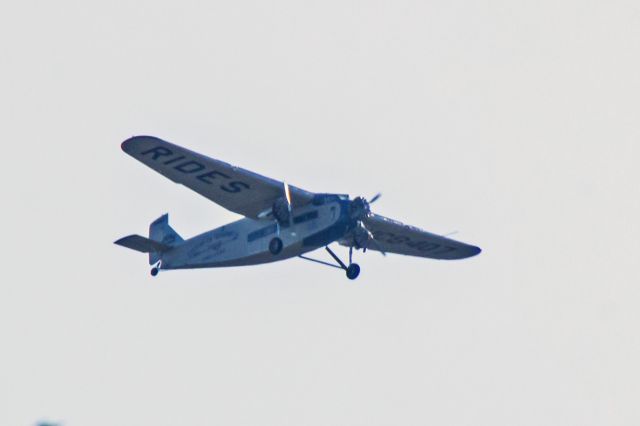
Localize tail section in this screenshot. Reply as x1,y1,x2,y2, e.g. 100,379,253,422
148,214,184,264
114,235,172,253
115,213,184,265
149,213,184,246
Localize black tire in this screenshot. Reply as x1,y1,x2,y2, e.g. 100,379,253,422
269,237,283,255
150,267,159,277
346,263,360,280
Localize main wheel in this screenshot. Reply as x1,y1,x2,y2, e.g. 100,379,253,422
268,237,283,255
150,267,159,277
346,263,360,280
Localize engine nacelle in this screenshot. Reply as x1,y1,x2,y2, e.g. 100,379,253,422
352,221,373,249
272,197,291,224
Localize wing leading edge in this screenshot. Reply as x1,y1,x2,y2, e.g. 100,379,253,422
121,136,315,219
361,214,481,260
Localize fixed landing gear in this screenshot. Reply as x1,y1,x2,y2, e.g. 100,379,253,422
150,261,161,277
346,263,360,280
345,246,360,280
327,246,360,280
298,245,362,280
269,237,283,255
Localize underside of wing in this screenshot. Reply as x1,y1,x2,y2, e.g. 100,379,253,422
361,214,481,260
121,136,315,218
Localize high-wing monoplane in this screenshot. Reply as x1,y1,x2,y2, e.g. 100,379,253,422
115,136,481,279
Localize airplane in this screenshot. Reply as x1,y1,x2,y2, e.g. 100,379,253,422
115,136,481,280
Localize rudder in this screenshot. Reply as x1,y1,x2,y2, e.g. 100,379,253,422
149,214,184,264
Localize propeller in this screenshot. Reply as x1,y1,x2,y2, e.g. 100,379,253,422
263,181,294,237
257,181,292,222
348,193,386,256
367,236,387,256
283,181,293,232
283,181,292,210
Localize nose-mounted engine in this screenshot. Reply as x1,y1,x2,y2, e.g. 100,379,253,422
344,193,382,251
349,196,371,221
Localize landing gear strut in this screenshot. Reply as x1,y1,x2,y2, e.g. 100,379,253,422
298,246,361,280
150,261,161,277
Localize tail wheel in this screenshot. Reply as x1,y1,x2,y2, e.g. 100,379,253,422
150,267,159,277
269,237,283,255
346,263,360,280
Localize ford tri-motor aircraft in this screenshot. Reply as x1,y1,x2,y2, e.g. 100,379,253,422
115,136,481,280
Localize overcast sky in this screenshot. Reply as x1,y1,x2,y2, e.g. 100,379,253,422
1,1,639,425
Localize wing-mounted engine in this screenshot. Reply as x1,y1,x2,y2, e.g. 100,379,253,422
271,197,291,224
350,221,374,249
256,181,294,226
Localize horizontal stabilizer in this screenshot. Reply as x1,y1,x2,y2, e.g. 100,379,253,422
114,234,172,253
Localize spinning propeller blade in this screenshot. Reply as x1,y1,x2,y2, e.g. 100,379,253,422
284,181,292,208
369,193,382,204
367,235,387,256
284,181,292,228
347,192,386,256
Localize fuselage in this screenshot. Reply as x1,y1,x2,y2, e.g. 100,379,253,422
160,194,352,269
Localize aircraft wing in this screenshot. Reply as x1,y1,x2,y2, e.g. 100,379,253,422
121,136,316,218
361,214,481,260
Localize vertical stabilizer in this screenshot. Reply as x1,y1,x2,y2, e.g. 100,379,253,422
149,214,184,264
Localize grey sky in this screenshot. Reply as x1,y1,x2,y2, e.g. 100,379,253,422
1,0,639,425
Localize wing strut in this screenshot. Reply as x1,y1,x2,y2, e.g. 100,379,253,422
298,254,343,269
297,246,361,280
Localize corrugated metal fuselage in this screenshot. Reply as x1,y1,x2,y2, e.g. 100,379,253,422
159,198,351,269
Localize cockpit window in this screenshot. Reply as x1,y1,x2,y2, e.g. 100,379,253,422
312,195,326,206
312,193,349,205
